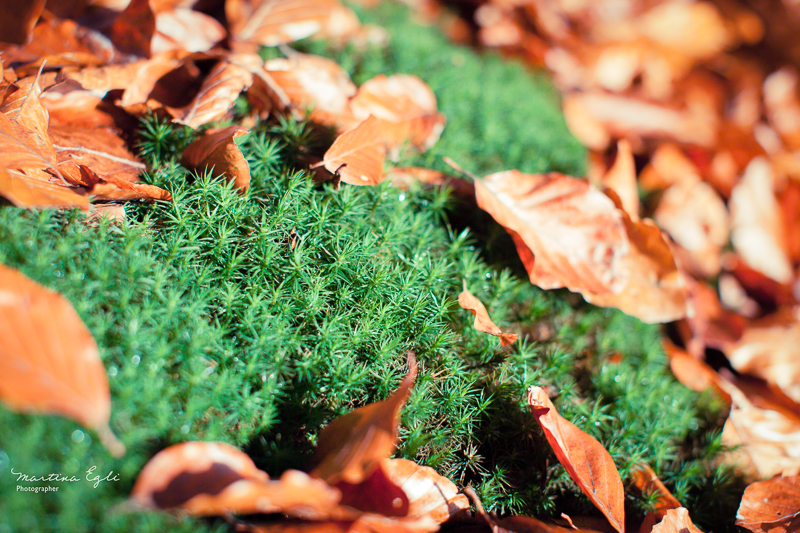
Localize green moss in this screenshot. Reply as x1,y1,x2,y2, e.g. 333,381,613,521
0,4,744,533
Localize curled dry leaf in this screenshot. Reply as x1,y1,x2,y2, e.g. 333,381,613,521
474,169,629,296
170,60,255,129
227,0,356,51
380,458,470,523
729,157,793,284
314,116,386,186
725,308,800,405
349,74,446,153
597,140,638,220
0,0,46,45
458,280,518,346
527,386,624,533
263,53,357,127
108,0,157,56
181,125,251,191
651,508,703,533
311,353,417,484
1,76,57,166
150,8,226,55
0,112,60,178
736,475,800,533
629,463,681,519
131,441,343,517
582,199,688,324
0,264,124,456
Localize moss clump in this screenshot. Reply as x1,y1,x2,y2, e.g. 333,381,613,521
0,4,743,533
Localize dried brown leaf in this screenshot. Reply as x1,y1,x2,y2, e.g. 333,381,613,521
474,170,629,296
598,140,638,220
315,116,386,186
170,60,255,128
151,8,226,55
109,0,157,56
181,126,251,191
736,475,800,533
0,0,46,45
311,353,417,484
629,463,681,519
650,508,703,533
0,263,123,455
458,280,518,346
0,113,59,177
0,168,89,208
528,386,624,533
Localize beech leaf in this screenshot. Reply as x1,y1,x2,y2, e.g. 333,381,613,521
130,441,342,518
181,126,251,191
651,508,703,533
170,60,255,129
629,463,681,520
0,263,124,456
0,0,46,45
527,386,624,533
0,168,89,208
314,116,387,186
311,353,417,484
458,280,518,346
736,475,800,533
474,170,629,295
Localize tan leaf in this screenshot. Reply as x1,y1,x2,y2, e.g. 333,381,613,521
458,280,517,346
0,263,124,456
0,0,46,45
725,308,800,405
315,116,386,186
0,168,89,208
151,8,226,55
582,205,688,323
736,475,800,533
527,386,625,533
311,353,417,484
170,60,255,129
130,441,343,517
263,53,357,127
598,140,638,220
729,157,793,284
83,166,172,201
0,109,59,176
379,458,470,523
651,508,703,533
474,170,629,296
181,126,251,191
227,0,355,51
1,76,57,166
349,74,446,152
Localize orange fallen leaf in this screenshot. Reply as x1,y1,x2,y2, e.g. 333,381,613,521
473,170,629,296
597,140,638,220
130,441,342,517
311,353,417,484
736,475,800,533
227,0,356,52
170,60,255,129
0,168,89,208
181,125,251,191
313,116,386,186
348,74,446,153
629,463,681,520
150,7,225,55
0,263,124,456
108,0,156,56
458,280,517,346
527,386,624,533
649,508,703,533
0,113,60,178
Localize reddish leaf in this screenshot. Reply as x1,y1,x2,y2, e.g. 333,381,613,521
312,353,417,484
170,60,255,128
736,475,800,533
181,126,251,191
335,460,410,517
527,386,624,533
0,264,124,456
0,0,46,45
109,0,157,56
474,170,629,296
315,116,386,186
458,280,518,346
651,508,703,533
